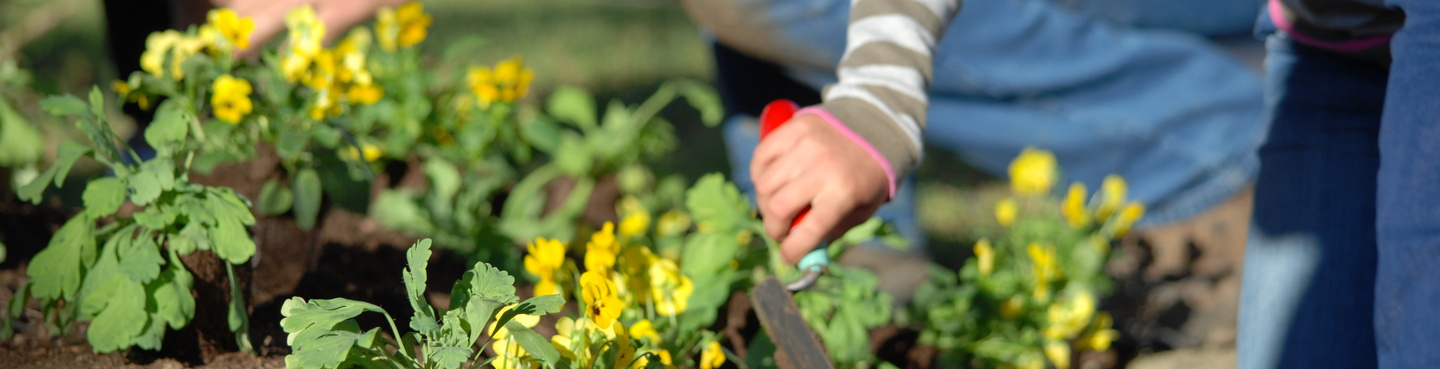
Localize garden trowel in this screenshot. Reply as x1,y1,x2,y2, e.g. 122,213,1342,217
750,99,835,369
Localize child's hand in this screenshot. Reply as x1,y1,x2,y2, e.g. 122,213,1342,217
752,112,890,264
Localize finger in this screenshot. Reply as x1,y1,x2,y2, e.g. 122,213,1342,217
753,151,809,202
779,189,853,264
749,117,813,183
761,179,819,243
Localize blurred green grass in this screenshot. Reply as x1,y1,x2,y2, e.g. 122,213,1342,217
4,0,1003,265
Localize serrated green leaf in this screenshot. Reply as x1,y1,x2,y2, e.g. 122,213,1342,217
506,323,560,364
404,239,439,336
280,297,387,369
85,276,147,353
80,234,124,316
293,168,322,230
467,261,518,303
685,173,751,235
547,86,596,129
16,164,57,204
151,264,195,329
52,140,93,187
131,309,169,351
27,216,96,300
39,95,90,117
129,160,176,206
82,177,127,218
173,221,205,254
258,178,294,216
512,294,565,316
144,100,188,156
553,134,591,177
432,346,474,369
118,234,164,283
520,117,563,153
208,187,256,225
680,233,736,276
133,207,178,229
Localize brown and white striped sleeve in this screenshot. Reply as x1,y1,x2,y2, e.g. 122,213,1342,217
804,0,961,197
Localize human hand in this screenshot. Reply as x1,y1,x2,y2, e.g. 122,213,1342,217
751,112,890,264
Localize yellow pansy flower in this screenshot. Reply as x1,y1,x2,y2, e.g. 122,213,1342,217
1044,340,1071,369
551,317,587,364
586,222,620,272
341,143,383,163
1028,243,1059,301
1076,312,1119,351
656,210,692,237
285,6,325,57
207,8,254,51
618,245,655,300
700,341,726,369
111,80,151,110
525,238,567,296
1097,174,1127,220
1000,296,1024,319
648,258,693,316
614,322,637,369
1114,203,1146,237
140,30,203,80
995,199,1017,227
467,57,534,108
1008,147,1057,196
376,1,432,52
974,238,994,276
620,212,650,240
1044,291,1096,340
211,74,253,124
1061,182,1090,228
347,84,384,105
581,270,623,329
636,349,676,369
630,320,660,343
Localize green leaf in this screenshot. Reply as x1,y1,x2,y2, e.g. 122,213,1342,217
423,159,460,219
293,168,322,230
432,346,473,369
311,125,342,148
258,178,295,216
130,159,176,206
675,80,724,126
520,117,563,153
276,128,310,161
211,218,256,265
685,173,752,235
553,134,592,177
39,95,90,117
371,190,436,234
505,323,560,364
280,297,386,368
52,140,93,187
151,264,195,329
680,233,737,276
546,86,596,129
132,207,177,229
27,216,95,300
0,96,43,166
88,86,106,119
118,234,164,283
172,221,205,254
511,294,565,316
85,276,147,352
144,99,189,156
403,239,439,336
82,177,127,218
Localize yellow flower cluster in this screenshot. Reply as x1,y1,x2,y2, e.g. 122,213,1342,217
376,2,432,52
140,9,254,81
1027,243,1060,301
279,6,385,120
468,57,535,108
211,74,253,124
340,143,383,163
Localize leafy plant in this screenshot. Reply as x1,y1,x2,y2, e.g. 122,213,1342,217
6,87,256,352
901,148,1140,369
281,238,566,369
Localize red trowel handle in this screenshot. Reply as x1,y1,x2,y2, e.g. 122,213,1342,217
758,99,807,229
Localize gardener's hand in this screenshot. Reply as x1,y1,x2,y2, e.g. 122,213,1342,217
752,112,889,264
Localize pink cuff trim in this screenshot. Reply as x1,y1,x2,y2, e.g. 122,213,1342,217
1269,0,1392,53
795,107,898,199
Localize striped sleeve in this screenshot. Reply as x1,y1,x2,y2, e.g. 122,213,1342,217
814,0,960,191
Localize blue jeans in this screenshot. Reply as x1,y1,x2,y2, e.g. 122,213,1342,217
1239,1,1440,367
718,0,1268,251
